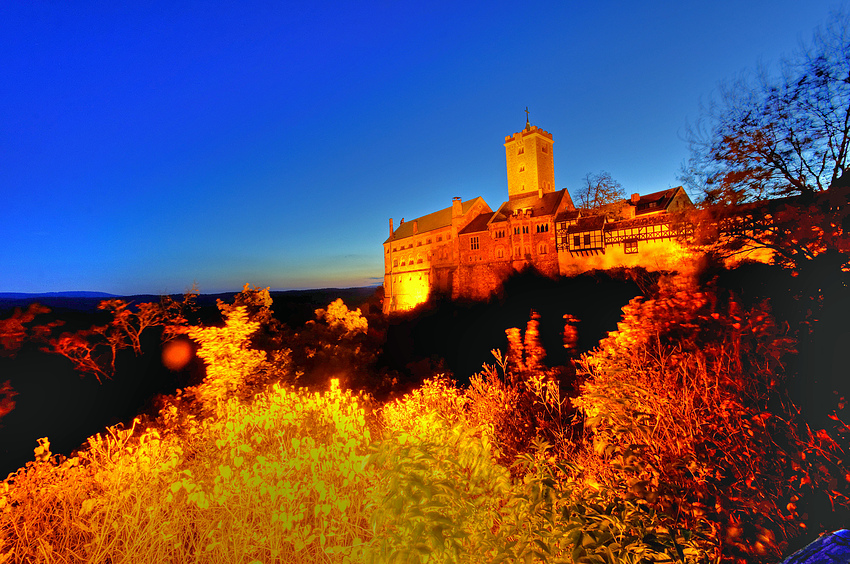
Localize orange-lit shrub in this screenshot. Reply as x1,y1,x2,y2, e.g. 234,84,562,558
574,274,847,562
315,298,369,337
464,314,575,466
187,306,268,409
290,299,379,390
0,380,375,563
380,374,468,435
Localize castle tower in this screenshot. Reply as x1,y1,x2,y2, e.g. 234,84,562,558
504,115,555,200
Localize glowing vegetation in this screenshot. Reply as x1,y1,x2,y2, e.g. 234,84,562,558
0,280,847,562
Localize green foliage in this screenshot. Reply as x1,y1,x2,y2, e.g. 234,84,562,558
503,439,711,564
366,413,512,564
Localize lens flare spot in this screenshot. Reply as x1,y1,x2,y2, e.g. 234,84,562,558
162,339,193,371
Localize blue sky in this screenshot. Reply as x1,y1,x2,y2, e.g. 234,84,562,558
1,1,843,295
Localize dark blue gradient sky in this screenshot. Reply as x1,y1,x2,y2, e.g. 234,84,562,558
1,1,842,294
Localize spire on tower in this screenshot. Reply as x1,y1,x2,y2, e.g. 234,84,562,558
525,106,530,129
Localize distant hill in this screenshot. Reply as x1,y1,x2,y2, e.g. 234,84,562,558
0,286,381,316
0,291,118,299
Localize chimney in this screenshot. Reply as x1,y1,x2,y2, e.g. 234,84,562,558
400,217,405,224
413,220,419,235
631,193,640,204
389,218,394,238
452,197,462,218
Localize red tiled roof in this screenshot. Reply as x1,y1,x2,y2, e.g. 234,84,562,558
489,188,570,224
458,212,496,235
387,197,487,242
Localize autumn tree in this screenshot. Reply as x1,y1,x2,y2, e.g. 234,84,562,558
217,283,274,326
682,12,850,268
0,304,57,357
574,171,626,218
48,288,198,381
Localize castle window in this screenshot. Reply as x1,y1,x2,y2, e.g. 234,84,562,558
625,240,638,254
519,165,525,173
573,235,581,247
386,248,390,254
542,145,548,153
447,233,452,240
517,147,524,155
426,238,432,244
496,247,504,258
524,246,531,256
514,227,520,235
470,236,480,250
536,223,549,233
393,259,398,267
538,243,548,254
514,246,520,256
523,226,529,234
437,235,443,242
584,234,591,246
417,241,422,246
417,255,423,264
400,259,406,266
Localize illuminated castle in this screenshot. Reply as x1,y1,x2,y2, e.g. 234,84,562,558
382,119,693,314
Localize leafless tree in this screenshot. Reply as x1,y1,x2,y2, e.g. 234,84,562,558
681,11,850,269
575,171,626,216
682,11,850,205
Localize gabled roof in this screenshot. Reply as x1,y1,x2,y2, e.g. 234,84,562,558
567,215,606,233
489,188,570,224
387,197,486,242
634,187,685,216
555,210,581,223
458,212,496,235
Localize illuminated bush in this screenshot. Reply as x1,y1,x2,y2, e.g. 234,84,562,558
574,275,847,562
0,381,374,562
315,298,369,337
380,374,468,435
3,282,837,564
188,306,267,408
